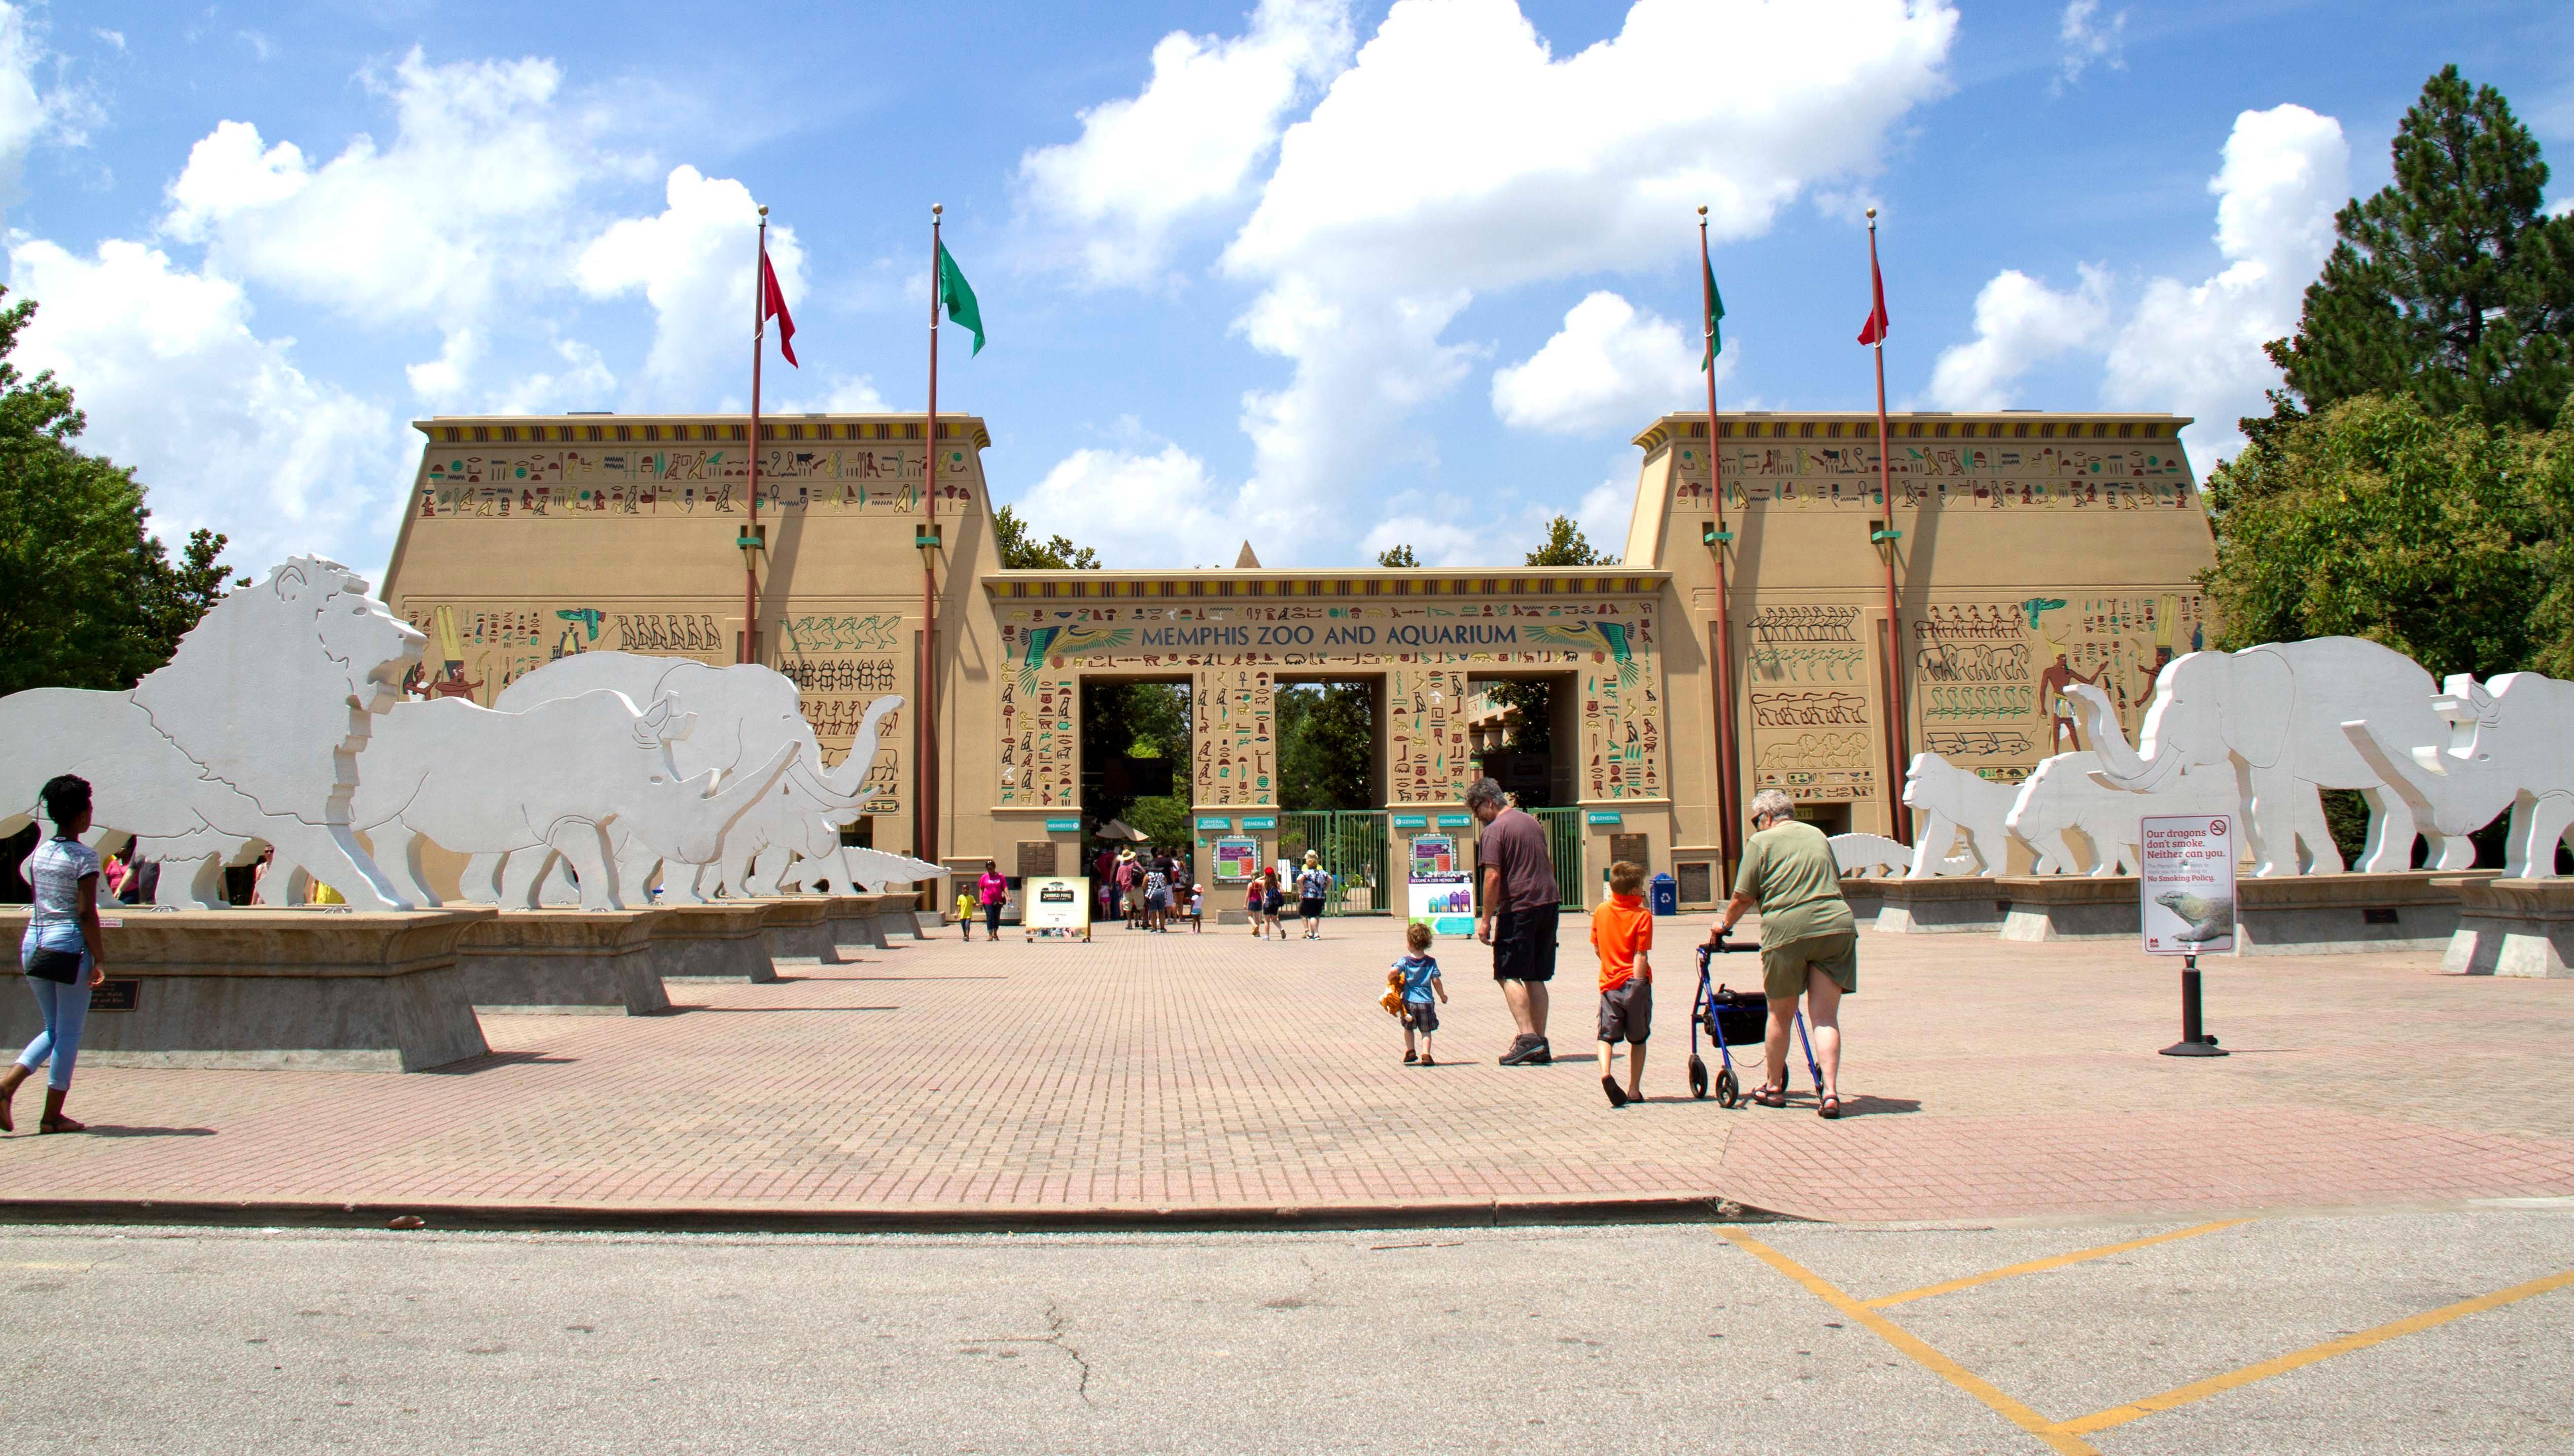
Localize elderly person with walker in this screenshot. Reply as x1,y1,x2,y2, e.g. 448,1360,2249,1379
1706,790,1854,1119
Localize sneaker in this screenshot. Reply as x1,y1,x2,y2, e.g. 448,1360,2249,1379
1497,1034,1541,1066
1404,1050,1418,1064
1419,1054,1435,1067
1602,1076,1629,1108
1522,1038,1553,1066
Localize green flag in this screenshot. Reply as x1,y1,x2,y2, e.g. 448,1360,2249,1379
937,241,985,356
1701,256,1724,371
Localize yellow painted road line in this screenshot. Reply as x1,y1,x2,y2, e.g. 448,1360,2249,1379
2057,1267,2574,1438
1717,1228,2100,1456
1865,1219,2252,1309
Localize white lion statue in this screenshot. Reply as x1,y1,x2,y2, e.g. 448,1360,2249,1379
0,556,425,909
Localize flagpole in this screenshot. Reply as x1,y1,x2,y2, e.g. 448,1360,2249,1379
1697,207,1742,877
745,206,767,667
1866,207,1913,843
919,203,943,869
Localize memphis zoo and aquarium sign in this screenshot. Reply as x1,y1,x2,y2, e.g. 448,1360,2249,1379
1138,622,1534,650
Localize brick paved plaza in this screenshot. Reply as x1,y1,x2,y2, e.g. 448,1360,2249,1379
3,914,2570,1226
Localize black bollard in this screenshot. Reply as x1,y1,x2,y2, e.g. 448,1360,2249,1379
2160,952,2227,1057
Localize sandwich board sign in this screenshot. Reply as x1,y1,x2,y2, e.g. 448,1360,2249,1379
1023,876,1091,940
2140,814,2235,955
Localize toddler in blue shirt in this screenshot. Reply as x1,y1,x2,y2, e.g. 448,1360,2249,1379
1394,920,1448,1067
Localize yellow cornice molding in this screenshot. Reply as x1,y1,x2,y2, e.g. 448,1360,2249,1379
1631,410,2196,453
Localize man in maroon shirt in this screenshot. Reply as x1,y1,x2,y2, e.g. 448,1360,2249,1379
1469,778,1560,1066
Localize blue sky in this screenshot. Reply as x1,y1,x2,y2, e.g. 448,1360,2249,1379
8,0,2571,579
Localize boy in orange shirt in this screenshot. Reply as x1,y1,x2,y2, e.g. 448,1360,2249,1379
1591,860,1654,1107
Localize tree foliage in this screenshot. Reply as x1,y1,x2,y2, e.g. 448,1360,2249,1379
1276,683,1376,810
1080,679,1191,844
1374,544,1418,568
0,292,242,696
1525,514,1612,567
2266,66,2574,431
2201,392,2574,680
991,504,1101,571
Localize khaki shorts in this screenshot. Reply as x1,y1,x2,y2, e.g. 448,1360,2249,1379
1761,931,1858,1003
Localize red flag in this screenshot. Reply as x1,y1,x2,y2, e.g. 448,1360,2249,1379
760,246,798,367
1856,245,1889,346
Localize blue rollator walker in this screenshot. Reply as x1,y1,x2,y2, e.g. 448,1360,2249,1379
1687,933,1825,1107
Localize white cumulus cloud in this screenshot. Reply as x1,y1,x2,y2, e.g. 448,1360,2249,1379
2102,104,2351,463
577,164,809,407
1492,290,1708,435
1018,0,1353,289
1217,0,1957,519
1015,440,1251,568
1926,265,2112,409
2056,1,2126,91
160,49,612,392
7,236,408,573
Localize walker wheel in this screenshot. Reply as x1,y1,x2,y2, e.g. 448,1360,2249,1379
1687,1056,1709,1100
1715,1069,1740,1108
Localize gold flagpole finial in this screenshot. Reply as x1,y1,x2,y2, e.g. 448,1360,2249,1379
1697,204,1707,217
758,204,768,218
932,202,943,216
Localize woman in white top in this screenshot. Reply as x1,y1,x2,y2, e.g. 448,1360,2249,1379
3,774,108,1133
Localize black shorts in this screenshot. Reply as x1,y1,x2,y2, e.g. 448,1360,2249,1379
1299,897,1324,919
1492,902,1560,983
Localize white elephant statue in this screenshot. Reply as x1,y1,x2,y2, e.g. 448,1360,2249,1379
2067,638,2478,876
2005,751,2238,876
0,557,426,909
2345,671,2570,878
492,654,907,901
1901,753,2018,877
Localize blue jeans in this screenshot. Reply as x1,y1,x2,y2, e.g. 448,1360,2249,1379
19,921,91,1091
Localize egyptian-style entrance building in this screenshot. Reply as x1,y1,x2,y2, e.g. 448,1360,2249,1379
381,407,2215,911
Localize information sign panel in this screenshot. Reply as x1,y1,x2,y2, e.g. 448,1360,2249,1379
1213,837,1261,882
1024,876,1091,937
2141,814,2236,955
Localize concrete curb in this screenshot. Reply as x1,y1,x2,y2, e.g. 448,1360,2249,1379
0,1192,1794,1235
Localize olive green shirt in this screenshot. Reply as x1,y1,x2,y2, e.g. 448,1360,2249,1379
1733,820,1855,948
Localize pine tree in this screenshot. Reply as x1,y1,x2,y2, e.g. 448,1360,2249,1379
2266,66,2574,430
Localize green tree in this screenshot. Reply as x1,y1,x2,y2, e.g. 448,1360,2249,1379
1526,514,1612,567
2266,66,2574,430
990,504,1101,570
1375,544,1418,568
1276,683,1376,810
0,292,241,695
1080,680,1191,843
2200,393,2566,681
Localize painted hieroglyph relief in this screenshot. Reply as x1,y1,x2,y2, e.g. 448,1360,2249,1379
994,599,1664,809
412,443,976,519
1672,433,2196,514
1740,592,2204,797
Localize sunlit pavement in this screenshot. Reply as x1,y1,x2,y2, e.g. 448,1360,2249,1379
1,912,2570,1224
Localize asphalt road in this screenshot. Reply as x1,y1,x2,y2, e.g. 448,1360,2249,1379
5,1208,2569,1453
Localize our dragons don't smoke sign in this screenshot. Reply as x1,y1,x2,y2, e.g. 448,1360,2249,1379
2141,814,2236,955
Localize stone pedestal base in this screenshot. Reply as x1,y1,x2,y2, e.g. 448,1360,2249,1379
457,910,669,1015
752,898,836,965
2439,877,2574,977
1871,877,2012,935
0,908,492,1072
2236,871,2493,955
1997,877,2142,942
650,904,775,982
819,896,887,957
861,893,924,943
1839,878,1889,927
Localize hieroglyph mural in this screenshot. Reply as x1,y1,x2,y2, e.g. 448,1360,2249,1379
412,444,977,519
996,599,1664,809
1672,437,2196,514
